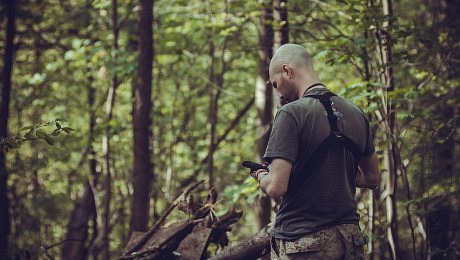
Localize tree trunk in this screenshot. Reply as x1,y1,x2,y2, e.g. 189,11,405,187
206,1,228,190
361,4,378,258
130,0,154,233
87,74,101,259
99,1,120,259
62,60,101,259
207,0,217,189
255,0,274,231
177,97,254,191
0,0,16,258
273,0,288,51
379,0,400,258
61,180,96,260
272,0,289,114
427,207,451,260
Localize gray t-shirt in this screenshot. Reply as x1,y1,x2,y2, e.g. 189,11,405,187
264,87,374,240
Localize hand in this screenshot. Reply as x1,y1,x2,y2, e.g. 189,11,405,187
254,169,269,182
249,169,258,180
242,161,268,181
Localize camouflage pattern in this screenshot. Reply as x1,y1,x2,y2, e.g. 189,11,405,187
271,224,366,260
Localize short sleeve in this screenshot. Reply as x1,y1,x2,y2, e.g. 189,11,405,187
362,116,375,156
263,110,299,163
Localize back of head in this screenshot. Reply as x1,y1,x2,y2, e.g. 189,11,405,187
270,44,314,73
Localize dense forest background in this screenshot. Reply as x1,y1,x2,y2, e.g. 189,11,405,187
0,0,459,259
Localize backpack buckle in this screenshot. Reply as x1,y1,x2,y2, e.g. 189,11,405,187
332,131,344,141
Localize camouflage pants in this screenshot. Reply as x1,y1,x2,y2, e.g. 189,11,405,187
270,224,366,260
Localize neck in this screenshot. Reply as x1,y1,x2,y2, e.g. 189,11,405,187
297,77,322,98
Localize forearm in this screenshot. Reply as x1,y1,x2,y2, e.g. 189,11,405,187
356,153,380,189
258,171,279,199
356,168,378,189
257,158,292,199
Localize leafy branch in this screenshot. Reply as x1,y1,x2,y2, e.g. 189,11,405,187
0,118,74,153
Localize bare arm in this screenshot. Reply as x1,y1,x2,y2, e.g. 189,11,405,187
356,152,380,189
256,158,292,200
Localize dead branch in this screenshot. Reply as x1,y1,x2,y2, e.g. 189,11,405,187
121,180,206,257
130,205,212,259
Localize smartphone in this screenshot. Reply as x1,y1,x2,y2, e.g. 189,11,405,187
241,161,268,172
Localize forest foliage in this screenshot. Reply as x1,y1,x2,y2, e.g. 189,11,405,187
0,0,459,259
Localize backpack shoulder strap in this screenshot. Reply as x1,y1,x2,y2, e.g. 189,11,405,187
305,91,363,159
285,91,364,196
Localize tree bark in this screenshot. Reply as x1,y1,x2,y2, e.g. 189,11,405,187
273,0,288,51
207,0,217,189
61,180,96,260
99,1,121,259
255,0,274,231
361,3,377,258
88,75,101,259
272,0,289,115
61,44,101,258
205,1,228,190
379,0,400,258
130,0,154,234
0,0,16,258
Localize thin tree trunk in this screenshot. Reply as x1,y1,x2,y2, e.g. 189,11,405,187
88,75,101,259
273,0,288,51
165,75,178,202
255,0,274,231
177,98,255,191
419,144,429,259
379,0,400,258
61,180,96,260
130,0,154,234
0,0,16,257
207,0,217,189
62,52,101,258
272,0,289,115
100,1,120,259
207,2,228,190
361,4,377,257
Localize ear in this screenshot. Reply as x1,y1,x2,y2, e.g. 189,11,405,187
282,64,293,78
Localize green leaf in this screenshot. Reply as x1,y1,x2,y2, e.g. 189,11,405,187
61,127,75,134
51,129,61,136
36,129,48,139
314,49,331,62
27,73,46,85
24,132,36,140
64,50,75,60
21,126,34,131
44,136,54,145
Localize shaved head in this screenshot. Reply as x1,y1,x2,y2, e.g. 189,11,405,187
268,44,321,103
269,44,314,74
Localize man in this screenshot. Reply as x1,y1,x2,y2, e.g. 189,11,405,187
254,43,380,259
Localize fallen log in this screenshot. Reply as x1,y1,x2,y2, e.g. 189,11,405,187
127,206,211,259
120,181,245,259
122,180,206,257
